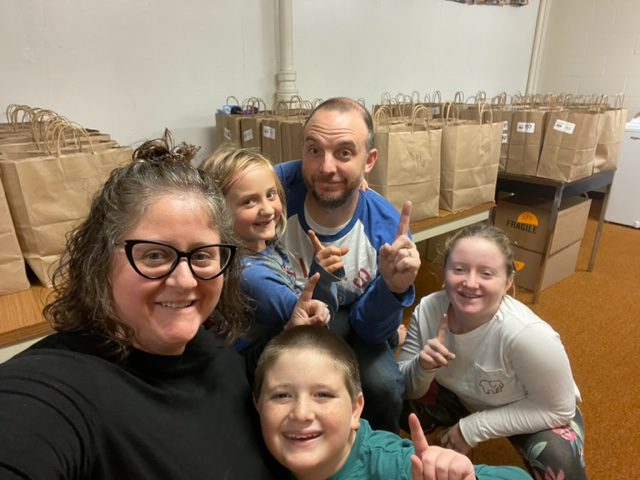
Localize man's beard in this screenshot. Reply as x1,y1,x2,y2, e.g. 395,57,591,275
308,177,360,209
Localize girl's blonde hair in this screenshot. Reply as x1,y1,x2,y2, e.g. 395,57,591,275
201,146,287,244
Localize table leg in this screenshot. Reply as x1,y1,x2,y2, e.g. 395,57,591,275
532,186,564,304
588,185,612,271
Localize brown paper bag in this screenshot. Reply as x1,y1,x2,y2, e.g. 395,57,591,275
238,99,268,150
487,93,513,172
0,144,132,286
214,96,243,147
260,116,282,165
0,179,30,295
440,103,502,212
371,105,442,221
493,109,513,173
0,140,119,159
594,96,627,172
239,116,262,149
259,99,307,165
280,119,304,162
217,114,243,148
281,97,312,162
457,91,489,121
1,131,112,152
536,108,601,181
372,92,401,118
506,106,548,176
420,91,444,119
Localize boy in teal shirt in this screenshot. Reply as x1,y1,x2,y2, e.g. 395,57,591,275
253,325,532,480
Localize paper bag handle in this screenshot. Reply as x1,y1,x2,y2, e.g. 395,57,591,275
613,93,625,109
225,96,240,106
31,109,70,146
410,104,432,131
491,92,508,107
479,102,494,124
53,122,96,157
380,91,393,103
442,101,460,124
373,105,393,128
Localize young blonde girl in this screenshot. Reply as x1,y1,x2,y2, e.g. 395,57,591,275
201,147,344,356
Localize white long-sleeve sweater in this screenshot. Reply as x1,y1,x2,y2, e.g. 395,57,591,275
398,291,581,447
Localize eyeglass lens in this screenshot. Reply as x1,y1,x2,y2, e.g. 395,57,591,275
130,242,232,279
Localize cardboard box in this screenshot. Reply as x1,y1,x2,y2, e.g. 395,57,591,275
513,241,581,291
494,195,591,254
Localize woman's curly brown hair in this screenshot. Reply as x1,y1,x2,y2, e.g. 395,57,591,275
44,129,248,358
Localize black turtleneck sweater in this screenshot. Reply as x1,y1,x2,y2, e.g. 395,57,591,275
0,328,285,479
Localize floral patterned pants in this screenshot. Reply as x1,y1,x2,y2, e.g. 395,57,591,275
402,382,588,480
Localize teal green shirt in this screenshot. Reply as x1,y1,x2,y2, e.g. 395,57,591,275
326,419,533,480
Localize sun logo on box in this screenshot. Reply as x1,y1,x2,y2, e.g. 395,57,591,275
506,211,539,233
516,211,539,226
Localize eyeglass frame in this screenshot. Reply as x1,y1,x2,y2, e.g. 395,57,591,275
122,239,237,280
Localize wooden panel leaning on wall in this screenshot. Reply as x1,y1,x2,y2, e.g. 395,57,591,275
0,285,51,349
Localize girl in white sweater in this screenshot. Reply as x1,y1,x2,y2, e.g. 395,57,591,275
398,224,587,479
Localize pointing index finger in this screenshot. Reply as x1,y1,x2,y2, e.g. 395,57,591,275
408,413,429,457
308,229,324,254
437,313,448,343
299,273,320,303
395,201,412,239
438,313,456,361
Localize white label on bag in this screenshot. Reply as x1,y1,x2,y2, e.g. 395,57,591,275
224,127,231,140
553,119,576,135
502,121,509,132
502,133,508,144
516,122,535,134
263,125,276,140
243,129,254,142
432,106,440,115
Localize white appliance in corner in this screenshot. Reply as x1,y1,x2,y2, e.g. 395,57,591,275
605,121,640,228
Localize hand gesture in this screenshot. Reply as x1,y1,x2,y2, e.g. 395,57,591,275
287,273,331,329
409,413,475,480
419,313,455,371
440,423,472,456
379,201,421,294
308,230,348,275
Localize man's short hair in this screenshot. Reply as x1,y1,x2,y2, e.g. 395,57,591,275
304,97,374,152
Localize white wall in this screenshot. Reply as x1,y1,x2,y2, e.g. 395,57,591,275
0,0,540,159
536,0,640,119
293,0,540,105
0,0,278,160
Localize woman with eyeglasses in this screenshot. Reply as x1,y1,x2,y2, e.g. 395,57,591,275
0,131,326,479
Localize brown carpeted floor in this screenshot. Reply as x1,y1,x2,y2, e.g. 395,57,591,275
408,199,640,479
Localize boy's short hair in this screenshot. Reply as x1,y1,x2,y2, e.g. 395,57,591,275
253,325,362,401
